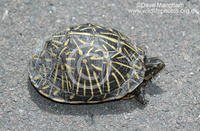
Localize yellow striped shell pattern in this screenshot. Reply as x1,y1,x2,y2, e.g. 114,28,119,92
28,23,147,104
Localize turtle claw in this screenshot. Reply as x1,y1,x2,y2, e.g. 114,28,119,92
135,93,148,105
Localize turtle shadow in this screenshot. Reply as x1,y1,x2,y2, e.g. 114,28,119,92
27,79,163,116
145,82,165,96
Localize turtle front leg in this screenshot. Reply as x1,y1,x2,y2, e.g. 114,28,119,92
134,86,148,105
123,80,148,105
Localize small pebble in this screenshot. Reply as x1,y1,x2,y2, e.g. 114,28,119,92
18,109,24,114
56,19,61,23
51,6,56,13
23,0,30,4
190,72,194,75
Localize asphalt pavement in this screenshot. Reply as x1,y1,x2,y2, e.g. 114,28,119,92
0,0,199,130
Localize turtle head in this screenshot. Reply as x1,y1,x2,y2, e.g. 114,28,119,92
144,57,165,81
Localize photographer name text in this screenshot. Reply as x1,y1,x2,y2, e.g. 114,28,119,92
136,2,184,8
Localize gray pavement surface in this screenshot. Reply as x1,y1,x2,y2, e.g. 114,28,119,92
0,0,200,130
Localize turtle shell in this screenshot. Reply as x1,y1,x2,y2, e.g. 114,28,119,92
28,23,146,103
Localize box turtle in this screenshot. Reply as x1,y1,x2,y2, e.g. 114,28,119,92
28,23,165,104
